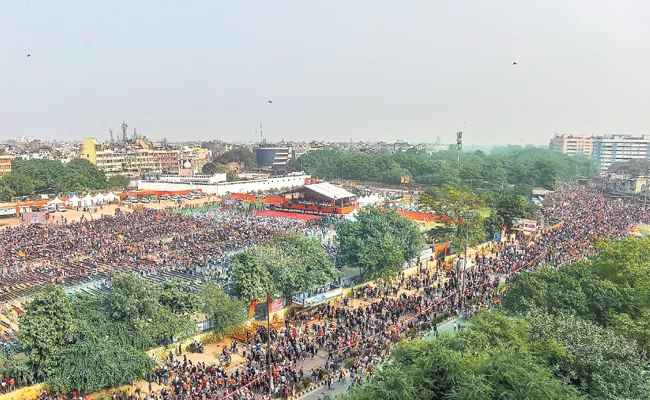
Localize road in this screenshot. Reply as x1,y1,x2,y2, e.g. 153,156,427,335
299,317,462,400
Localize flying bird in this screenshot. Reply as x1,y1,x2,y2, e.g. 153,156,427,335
26,54,31,57
512,62,517,65
268,100,272,104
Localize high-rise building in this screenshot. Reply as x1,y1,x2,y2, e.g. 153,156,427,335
549,134,593,156
80,138,125,175
0,155,12,178
80,138,178,176
591,134,650,170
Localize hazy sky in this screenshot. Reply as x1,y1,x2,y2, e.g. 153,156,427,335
2,1,649,145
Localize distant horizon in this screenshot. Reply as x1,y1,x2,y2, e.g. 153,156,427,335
3,1,649,145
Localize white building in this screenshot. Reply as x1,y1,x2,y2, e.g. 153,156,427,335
549,134,593,156
137,172,310,196
592,134,650,170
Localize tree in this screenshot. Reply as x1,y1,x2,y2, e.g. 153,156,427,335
215,147,256,168
501,238,650,354
232,251,274,301
0,182,15,202
106,174,131,190
336,208,424,281
202,162,228,175
158,280,200,315
419,185,484,225
494,193,537,229
18,285,73,378
1,172,35,196
201,284,248,333
525,312,650,400
233,234,339,300
47,338,153,394
12,158,108,193
344,312,582,400
483,212,504,240
226,169,240,182
111,274,159,324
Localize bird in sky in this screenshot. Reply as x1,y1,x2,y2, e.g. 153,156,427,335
26,54,31,57
268,100,272,104
512,62,517,65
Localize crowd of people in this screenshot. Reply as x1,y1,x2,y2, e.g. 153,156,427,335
132,184,650,400
0,205,334,304
11,183,650,400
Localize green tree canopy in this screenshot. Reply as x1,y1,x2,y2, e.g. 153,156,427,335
232,234,339,301
12,158,108,193
336,208,424,281
344,312,582,400
215,147,256,168
202,162,229,175
289,147,594,197
502,238,650,354
18,285,74,378
106,174,131,190
201,284,248,333
1,172,35,196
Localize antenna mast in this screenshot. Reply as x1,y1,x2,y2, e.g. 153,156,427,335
456,132,463,169
121,121,128,142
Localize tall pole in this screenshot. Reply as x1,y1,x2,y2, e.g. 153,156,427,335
456,132,463,170
461,217,469,316
266,295,272,396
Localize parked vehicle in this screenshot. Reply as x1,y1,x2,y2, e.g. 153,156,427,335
57,205,67,212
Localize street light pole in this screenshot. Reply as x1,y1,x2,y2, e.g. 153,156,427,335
266,294,272,396
460,216,469,316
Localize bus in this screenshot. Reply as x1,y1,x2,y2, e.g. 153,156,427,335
0,205,17,218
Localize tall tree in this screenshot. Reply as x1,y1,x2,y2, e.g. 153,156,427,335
1,172,35,196
18,285,74,378
336,208,424,281
201,284,248,333
215,147,256,168
233,234,339,300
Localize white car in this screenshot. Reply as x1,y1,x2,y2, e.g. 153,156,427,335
57,205,67,212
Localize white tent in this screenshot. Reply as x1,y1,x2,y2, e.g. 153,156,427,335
105,192,120,202
66,195,82,207
48,197,64,205
82,194,95,206
94,193,105,203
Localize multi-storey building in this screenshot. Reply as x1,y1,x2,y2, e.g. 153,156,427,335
80,138,125,175
549,134,593,156
123,150,155,176
0,155,12,178
592,134,650,170
153,149,180,173
81,138,177,176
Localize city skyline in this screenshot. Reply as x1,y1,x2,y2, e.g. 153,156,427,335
2,1,649,145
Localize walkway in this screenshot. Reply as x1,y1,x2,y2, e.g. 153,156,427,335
299,317,462,400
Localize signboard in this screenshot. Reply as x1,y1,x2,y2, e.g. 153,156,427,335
419,248,433,258
512,218,537,232
22,212,47,225
400,176,411,184
293,294,326,307
270,297,285,312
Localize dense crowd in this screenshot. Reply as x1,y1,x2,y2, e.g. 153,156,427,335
12,183,650,400
0,206,334,302
135,184,650,400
